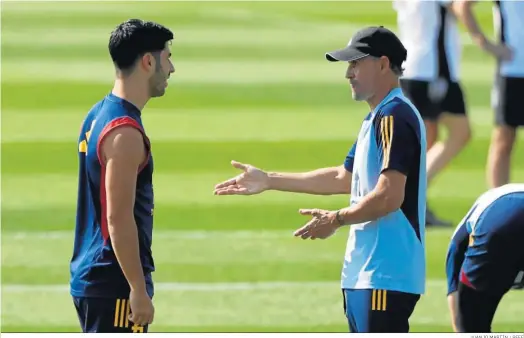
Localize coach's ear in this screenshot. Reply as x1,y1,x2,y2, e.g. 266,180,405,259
378,56,390,74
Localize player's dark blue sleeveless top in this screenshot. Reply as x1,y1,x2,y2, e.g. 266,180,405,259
70,92,155,299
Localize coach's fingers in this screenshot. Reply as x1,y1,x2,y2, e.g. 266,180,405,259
295,226,311,239
299,208,321,217
301,229,313,239
294,218,317,238
214,186,249,195
293,223,308,237
214,176,238,190
231,160,250,171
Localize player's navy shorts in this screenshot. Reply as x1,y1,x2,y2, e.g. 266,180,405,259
456,192,524,332
342,289,420,333
73,297,149,333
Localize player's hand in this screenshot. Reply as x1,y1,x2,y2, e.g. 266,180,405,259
214,160,270,196
484,41,513,61
128,288,154,327
294,208,342,240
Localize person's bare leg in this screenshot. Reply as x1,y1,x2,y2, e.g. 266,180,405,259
487,125,516,188
427,114,471,183
425,113,471,227
425,119,438,151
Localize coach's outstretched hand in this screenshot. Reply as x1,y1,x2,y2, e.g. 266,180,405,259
128,288,155,327
214,160,270,196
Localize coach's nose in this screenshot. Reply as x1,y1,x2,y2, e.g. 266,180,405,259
345,65,354,79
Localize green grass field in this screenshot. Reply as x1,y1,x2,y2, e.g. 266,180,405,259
2,0,524,333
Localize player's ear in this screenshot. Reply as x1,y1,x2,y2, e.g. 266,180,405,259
141,53,154,73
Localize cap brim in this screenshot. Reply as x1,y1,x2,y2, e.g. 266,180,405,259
325,46,369,62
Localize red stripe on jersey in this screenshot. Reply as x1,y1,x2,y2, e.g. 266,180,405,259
100,165,109,242
96,116,150,242
459,269,475,289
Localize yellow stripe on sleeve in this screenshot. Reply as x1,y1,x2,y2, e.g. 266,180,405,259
380,118,387,167
381,116,394,169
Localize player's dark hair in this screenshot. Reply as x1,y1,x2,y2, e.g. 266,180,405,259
109,19,174,75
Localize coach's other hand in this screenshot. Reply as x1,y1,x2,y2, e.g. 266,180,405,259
294,209,342,240
128,288,154,327
214,160,269,195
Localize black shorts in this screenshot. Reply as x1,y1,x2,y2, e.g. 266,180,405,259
400,78,467,120
73,297,149,333
456,282,506,332
342,289,420,333
493,76,524,127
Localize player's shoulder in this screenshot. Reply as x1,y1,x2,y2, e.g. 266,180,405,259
82,98,105,122
89,93,134,117
474,184,524,213
93,95,142,128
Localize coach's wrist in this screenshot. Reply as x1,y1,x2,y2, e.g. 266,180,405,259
335,209,346,227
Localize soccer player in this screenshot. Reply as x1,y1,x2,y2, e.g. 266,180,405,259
214,26,427,333
393,0,472,227
445,184,524,332
453,0,523,189
70,19,174,333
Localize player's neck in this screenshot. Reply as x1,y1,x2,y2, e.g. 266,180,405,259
112,78,149,111
367,80,400,111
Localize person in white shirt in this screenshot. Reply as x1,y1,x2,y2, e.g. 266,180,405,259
393,0,471,227
454,0,522,189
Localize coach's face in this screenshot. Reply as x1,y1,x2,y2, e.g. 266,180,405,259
148,44,175,98
345,56,382,102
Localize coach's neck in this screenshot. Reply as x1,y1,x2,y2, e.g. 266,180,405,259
112,75,150,111
367,76,401,111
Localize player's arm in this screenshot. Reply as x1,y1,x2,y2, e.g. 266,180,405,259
336,105,416,225
266,142,356,195
452,0,512,60
445,221,470,332
101,126,148,294
451,1,488,49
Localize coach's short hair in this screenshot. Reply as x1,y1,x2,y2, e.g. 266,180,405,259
109,19,174,74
